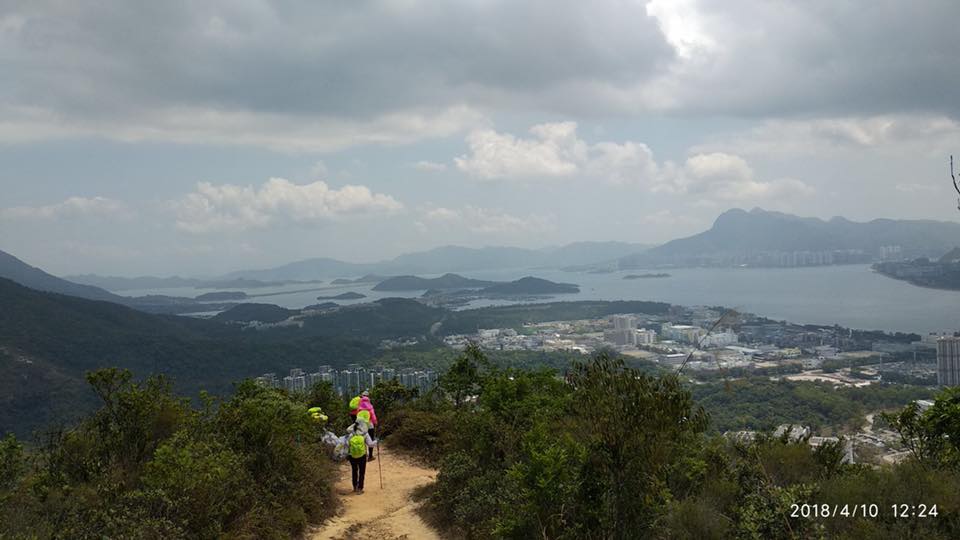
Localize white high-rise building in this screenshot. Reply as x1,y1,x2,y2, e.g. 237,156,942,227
937,336,960,386
611,315,635,331
636,328,657,345
661,323,706,345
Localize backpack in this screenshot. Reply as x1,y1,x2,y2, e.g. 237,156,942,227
349,432,366,459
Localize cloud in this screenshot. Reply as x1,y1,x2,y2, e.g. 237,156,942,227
895,183,939,194
643,1,960,118
639,209,701,227
453,122,811,203
455,121,658,185
413,160,447,172
0,1,671,148
694,114,960,158
0,104,484,153
420,205,555,235
0,196,130,221
174,178,403,233
668,152,814,201
455,122,585,179
2,0,959,156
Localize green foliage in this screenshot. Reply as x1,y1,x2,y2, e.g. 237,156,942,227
0,433,24,492
0,368,336,539
368,378,419,430
142,432,249,537
397,351,712,539
693,377,933,433
392,350,960,539
305,380,351,432
439,300,670,335
885,387,960,467
440,343,485,407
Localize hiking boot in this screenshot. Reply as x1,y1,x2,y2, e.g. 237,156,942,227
368,456,376,461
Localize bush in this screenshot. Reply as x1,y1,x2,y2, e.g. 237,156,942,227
0,369,337,539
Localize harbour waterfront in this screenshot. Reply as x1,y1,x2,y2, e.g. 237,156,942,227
122,264,960,334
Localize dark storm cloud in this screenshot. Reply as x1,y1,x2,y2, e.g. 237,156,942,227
1,0,673,121
0,0,957,149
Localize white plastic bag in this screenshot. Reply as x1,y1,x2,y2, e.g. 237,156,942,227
333,435,349,460
321,430,340,447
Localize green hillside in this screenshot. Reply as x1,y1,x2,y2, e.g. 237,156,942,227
0,278,375,436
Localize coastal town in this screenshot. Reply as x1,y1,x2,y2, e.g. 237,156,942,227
435,304,950,466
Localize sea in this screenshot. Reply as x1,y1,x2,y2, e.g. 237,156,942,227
120,264,960,335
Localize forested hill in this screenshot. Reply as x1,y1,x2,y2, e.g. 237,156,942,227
0,274,675,436
0,278,379,436
0,248,124,302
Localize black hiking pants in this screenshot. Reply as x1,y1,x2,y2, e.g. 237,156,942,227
368,427,376,459
349,455,367,490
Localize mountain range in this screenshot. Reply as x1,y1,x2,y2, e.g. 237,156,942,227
0,249,127,302
4,207,960,310
0,250,239,314
620,208,960,267
221,242,649,282
64,274,316,291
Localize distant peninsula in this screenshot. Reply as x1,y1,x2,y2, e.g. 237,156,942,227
195,291,249,301
373,273,497,291
64,274,322,291
623,273,670,280
330,274,389,285
873,248,960,290
316,291,366,300
213,303,295,324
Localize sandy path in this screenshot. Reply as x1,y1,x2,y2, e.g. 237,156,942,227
310,446,441,540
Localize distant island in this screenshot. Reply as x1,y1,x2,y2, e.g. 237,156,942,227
623,273,670,280
195,291,249,301
373,273,497,291
417,276,580,307
316,291,366,300
481,276,579,295
372,273,579,296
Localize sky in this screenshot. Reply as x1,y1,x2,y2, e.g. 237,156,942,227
2,0,959,276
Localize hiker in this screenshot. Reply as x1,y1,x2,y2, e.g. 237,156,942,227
358,391,379,460
346,418,377,493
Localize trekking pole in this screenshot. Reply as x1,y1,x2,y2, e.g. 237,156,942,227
377,442,383,489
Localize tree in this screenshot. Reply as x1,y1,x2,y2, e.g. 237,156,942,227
369,378,419,427
440,344,485,407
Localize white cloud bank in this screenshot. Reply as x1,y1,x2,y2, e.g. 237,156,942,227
695,115,960,158
0,196,130,221
0,105,483,154
175,178,403,233
455,122,813,203
419,205,555,235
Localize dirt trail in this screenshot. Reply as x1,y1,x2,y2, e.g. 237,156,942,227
310,446,441,540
